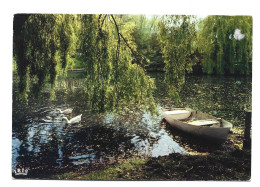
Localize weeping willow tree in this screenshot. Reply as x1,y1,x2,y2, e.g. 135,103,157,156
197,16,252,75
14,14,155,112
13,14,78,103
77,14,155,112
158,15,197,101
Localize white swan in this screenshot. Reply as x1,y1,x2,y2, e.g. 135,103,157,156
57,108,73,115
62,114,82,124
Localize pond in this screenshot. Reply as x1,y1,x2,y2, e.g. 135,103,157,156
12,72,251,178
151,73,252,127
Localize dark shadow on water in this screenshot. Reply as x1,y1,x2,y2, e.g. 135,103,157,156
12,104,186,178
162,119,224,153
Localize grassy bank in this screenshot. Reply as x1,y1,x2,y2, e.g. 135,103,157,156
50,148,250,181
45,124,251,181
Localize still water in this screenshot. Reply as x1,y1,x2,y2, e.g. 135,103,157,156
12,72,251,177
151,73,252,127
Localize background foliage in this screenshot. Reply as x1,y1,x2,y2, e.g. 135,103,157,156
13,14,252,111
197,16,252,75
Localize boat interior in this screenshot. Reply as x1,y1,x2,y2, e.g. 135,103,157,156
164,108,223,127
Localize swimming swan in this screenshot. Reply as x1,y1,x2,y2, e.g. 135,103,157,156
57,108,73,115
62,114,82,124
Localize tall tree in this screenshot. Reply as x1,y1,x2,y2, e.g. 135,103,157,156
197,16,252,75
131,15,163,70
158,15,197,100
13,14,78,102
71,14,156,112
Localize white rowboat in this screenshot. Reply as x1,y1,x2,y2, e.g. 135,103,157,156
163,108,233,143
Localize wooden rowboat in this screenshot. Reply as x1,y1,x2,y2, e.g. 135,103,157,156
163,108,233,143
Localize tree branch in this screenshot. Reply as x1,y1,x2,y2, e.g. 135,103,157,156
110,15,146,67
110,15,121,71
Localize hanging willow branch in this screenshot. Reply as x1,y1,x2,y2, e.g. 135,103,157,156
110,15,121,76
109,15,148,68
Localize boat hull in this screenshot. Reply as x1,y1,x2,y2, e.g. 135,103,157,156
163,108,232,143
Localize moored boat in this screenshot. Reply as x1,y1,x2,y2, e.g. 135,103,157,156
163,108,233,143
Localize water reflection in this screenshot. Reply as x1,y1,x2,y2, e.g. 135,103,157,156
131,135,150,156
151,129,186,157
12,105,185,176
129,109,186,157
12,137,21,170
131,129,186,158
12,72,252,177
151,73,251,127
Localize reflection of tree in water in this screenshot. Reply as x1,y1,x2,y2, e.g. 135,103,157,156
62,125,134,163
14,124,63,176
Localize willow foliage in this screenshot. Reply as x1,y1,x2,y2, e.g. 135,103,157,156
198,16,252,75
13,14,78,102
73,15,156,112
13,14,156,112
158,15,197,101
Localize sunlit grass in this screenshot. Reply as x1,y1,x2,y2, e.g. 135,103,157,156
51,158,147,180
77,158,147,180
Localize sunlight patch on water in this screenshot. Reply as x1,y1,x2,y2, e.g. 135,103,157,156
12,137,21,170
136,108,185,157
141,106,163,132
130,129,186,157
151,129,187,157
104,113,115,124
131,135,150,156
